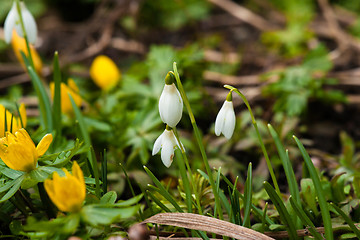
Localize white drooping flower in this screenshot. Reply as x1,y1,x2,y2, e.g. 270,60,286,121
158,73,183,128
4,1,37,44
152,128,184,168
215,93,236,139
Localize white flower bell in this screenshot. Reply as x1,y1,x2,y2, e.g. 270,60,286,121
4,1,37,44
158,72,183,128
215,92,236,139
152,127,184,168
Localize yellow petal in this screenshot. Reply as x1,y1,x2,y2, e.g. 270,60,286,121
90,55,121,91
4,142,36,171
19,103,27,128
11,31,43,75
36,133,53,157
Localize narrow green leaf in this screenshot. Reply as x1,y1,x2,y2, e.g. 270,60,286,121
69,94,94,172
21,52,53,132
0,176,24,203
90,146,101,198
115,194,143,207
264,181,299,240
147,190,172,212
217,171,275,225
289,196,323,240
175,150,192,213
268,124,301,229
52,51,62,146
293,135,333,240
198,169,231,217
101,150,108,195
330,203,360,238
100,191,117,204
243,163,252,228
144,166,183,212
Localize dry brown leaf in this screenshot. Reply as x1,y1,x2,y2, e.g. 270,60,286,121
143,213,274,240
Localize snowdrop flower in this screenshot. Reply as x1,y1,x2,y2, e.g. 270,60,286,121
158,72,183,128
152,127,184,168
215,92,236,139
4,1,37,44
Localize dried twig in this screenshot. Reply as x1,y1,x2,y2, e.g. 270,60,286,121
207,0,279,31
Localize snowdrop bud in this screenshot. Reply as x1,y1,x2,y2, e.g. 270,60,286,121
4,1,37,44
215,92,236,139
152,127,184,168
158,72,183,128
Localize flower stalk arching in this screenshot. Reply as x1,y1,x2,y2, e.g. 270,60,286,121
15,0,35,70
172,62,223,220
224,84,281,196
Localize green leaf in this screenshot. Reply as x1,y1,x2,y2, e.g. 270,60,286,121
52,51,62,148
303,44,332,72
20,52,53,132
115,194,144,207
0,164,25,179
24,214,80,234
268,124,301,229
100,191,117,204
81,205,139,226
330,203,360,239
264,182,299,240
69,94,94,173
294,135,333,240
0,175,24,202
289,196,323,239
144,166,183,212
242,163,252,228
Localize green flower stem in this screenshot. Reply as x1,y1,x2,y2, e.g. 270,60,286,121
172,62,223,220
15,0,35,69
173,128,203,215
38,182,56,219
224,84,281,196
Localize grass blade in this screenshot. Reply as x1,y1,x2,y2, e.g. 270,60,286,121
243,163,252,228
268,124,301,229
330,203,360,238
289,196,323,240
293,135,333,240
146,190,172,212
175,150,192,213
264,181,299,240
90,146,101,198
144,166,183,212
21,52,53,132
69,94,94,173
52,51,62,146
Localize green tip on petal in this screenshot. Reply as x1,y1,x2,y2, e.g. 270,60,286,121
165,71,176,85
226,91,233,101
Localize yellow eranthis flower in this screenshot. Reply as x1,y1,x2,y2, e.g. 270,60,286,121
90,55,121,91
0,104,27,137
11,30,43,75
50,79,82,115
0,129,52,172
45,161,85,213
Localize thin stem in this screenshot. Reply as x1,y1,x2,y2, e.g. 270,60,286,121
15,0,35,69
224,84,281,196
38,182,56,219
172,63,223,220
173,128,203,215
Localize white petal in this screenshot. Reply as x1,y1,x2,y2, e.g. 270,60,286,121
159,84,183,127
21,2,37,43
4,2,17,43
161,139,175,168
214,100,227,136
223,102,236,139
152,131,164,156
